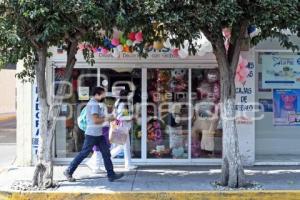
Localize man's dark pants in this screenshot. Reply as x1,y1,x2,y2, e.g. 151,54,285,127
68,135,115,177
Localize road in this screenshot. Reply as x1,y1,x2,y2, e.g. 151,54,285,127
0,118,16,172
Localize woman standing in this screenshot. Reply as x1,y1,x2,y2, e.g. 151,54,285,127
111,89,137,171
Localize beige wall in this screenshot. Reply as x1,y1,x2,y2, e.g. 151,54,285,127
0,69,16,113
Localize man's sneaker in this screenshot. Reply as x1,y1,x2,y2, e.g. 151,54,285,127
63,169,76,182
108,173,124,182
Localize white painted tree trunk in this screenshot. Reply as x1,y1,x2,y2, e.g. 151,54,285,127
220,97,246,188
32,40,79,188
212,36,247,188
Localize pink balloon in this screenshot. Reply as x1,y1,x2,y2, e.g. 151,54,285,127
92,47,97,53
172,48,179,57
113,30,120,39
135,32,143,42
128,32,136,41
101,48,109,55
111,38,120,46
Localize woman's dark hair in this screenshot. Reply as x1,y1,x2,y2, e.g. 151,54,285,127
92,87,105,96
119,89,129,103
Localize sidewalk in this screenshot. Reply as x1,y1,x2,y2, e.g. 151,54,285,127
0,165,300,199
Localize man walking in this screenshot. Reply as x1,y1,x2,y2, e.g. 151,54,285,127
64,87,124,182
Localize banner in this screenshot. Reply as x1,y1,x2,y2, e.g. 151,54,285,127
262,54,300,89
273,89,300,126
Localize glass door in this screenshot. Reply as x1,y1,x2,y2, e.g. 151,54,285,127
146,68,189,159
191,68,222,159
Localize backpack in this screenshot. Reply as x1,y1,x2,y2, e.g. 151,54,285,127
77,106,87,131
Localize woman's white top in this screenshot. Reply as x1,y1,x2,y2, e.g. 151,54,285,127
113,99,132,129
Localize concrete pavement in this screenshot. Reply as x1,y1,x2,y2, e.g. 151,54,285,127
0,166,300,191
0,166,300,199
0,117,16,173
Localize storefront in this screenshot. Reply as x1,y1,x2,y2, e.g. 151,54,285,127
17,37,300,167
17,45,254,166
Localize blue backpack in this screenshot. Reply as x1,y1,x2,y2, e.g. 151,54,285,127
77,107,87,131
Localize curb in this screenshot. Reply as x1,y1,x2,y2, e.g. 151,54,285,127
0,114,16,122
1,191,300,200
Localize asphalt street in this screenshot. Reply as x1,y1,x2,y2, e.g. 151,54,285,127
0,118,16,171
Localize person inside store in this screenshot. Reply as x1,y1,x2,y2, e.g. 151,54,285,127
110,89,137,171
64,87,124,182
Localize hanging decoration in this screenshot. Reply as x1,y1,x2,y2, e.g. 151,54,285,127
77,30,210,59
222,27,250,85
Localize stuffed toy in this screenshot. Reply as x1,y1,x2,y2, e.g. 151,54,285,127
147,119,164,145
169,69,188,92
192,105,219,154
196,81,213,100
157,69,171,93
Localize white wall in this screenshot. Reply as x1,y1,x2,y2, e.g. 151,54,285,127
0,69,16,113
16,60,33,166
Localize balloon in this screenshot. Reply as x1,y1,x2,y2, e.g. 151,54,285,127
128,32,136,41
120,34,127,45
103,38,111,47
113,30,120,39
163,38,172,48
135,32,143,43
123,45,130,52
117,45,123,52
153,40,164,50
171,48,179,57
178,49,188,59
111,38,120,47
126,39,133,46
112,48,120,58
101,48,109,55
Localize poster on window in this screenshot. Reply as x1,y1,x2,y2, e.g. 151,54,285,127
273,89,300,126
78,86,89,100
262,54,300,89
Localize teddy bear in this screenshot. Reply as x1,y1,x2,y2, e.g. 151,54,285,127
192,104,219,156
196,69,220,102
157,69,171,93
169,69,188,92
193,69,221,157
163,104,187,158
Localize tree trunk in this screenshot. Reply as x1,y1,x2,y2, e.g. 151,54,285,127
32,40,79,188
32,46,53,188
214,48,246,188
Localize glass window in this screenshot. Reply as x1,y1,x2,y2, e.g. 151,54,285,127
54,68,142,159
147,69,189,159
100,68,142,159
54,68,97,158
191,69,222,158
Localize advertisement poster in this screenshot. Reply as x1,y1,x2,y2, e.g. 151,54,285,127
273,89,300,126
259,99,273,112
78,86,89,100
258,72,271,92
262,54,300,89
112,86,125,97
